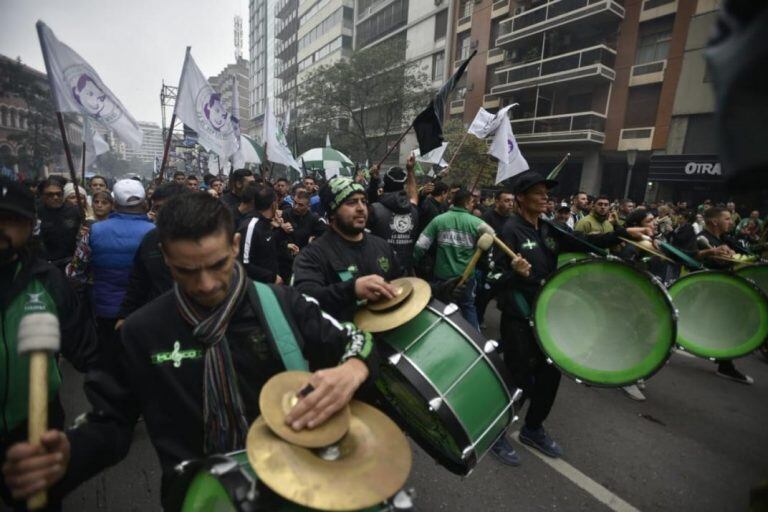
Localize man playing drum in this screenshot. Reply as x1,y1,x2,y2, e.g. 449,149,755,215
2,193,379,509
490,171,652,466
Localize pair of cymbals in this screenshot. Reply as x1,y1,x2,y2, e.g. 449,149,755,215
619,236,674,263
251,372,412,510
354,277,431,333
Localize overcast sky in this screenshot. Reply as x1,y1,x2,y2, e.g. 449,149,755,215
0,0,249,126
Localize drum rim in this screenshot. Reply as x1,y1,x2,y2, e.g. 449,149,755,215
668,269,768,359
531,256,677,387
374,299,515,475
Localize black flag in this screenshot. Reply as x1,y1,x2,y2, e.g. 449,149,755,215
413,49,477,156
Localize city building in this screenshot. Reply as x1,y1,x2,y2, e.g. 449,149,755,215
451,0,715,200
354,0,453,163
123,121,164,164
249,0,278,136
208,57,253,135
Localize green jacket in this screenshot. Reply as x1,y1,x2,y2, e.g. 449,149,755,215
1,256,97,434
413,206,484,280
574,213,614,235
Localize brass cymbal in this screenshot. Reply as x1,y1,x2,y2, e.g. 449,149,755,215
366,277,414,311
354,277,431,333
247,401,412,511
619,237,674,263
259,371,350,448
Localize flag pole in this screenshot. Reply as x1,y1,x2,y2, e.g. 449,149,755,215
158,113,175,183
80,142,86,185
470,157,492,192
55,112,86,215
443,130,471,174
547,152,570,180
375,122,413,169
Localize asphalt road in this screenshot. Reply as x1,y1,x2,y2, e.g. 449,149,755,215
49,305,768,512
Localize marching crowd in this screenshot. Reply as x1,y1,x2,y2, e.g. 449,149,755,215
0,160,764,510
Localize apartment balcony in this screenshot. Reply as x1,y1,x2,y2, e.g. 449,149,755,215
275,59,297,80
275,0,297,20
512,112,606,144
618,127,654,151
497,0,625,48
275,37,297,60
483,94,501,109
492,0,510,19
450,99,466,115
629,59,666,86
491,45,615,95
276,14,297,41
487,47,506,65
639,0,677,22
457,14,472,33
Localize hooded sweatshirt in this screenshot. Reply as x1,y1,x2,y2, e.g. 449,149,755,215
368,191,418,273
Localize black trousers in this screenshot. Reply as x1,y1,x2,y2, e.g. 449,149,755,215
500,315,561,430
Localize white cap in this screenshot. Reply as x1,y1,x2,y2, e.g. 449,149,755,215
112,179,145,207
63,182,86,200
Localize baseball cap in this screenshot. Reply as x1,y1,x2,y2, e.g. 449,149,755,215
0,177,35,219
511,170,558,195
556,201,570,212
112,179,146,207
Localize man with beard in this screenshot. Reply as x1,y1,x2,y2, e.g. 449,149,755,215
0,177,98,510
221,169,255,214
574,196,614,234
293,176,400,322
36,177,82,272
2,192,377,510
566,191,589,229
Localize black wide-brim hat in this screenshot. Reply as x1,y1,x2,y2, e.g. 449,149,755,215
511,170,558,195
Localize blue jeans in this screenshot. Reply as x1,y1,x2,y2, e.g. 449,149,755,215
434,277,480,330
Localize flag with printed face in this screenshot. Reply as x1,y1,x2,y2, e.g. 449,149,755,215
488,110,529,184
263,101,300,171
36,21,142,148
174,48,240,159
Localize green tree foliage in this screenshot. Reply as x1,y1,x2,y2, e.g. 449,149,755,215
440,119,495,189
297,37,432,164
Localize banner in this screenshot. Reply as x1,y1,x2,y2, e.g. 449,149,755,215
263,101,300,171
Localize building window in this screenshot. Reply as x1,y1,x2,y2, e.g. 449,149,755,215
635,18,673,65
0,107,6,127
355,0,409,48
457,34,471,60
432,51,445,82
459,0,473,18
434,9,447,41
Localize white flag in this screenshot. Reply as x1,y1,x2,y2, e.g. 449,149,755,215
174,48,239,159
36,21,143,149
82,116,109,169
325,133,332,148
468,103,518,139
411,142,449,166
230,75,245,169
263,101,300,171
488,111,529,184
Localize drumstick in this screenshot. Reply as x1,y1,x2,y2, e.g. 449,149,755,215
459,233,494,286
17,313,60,511
477,223,522,260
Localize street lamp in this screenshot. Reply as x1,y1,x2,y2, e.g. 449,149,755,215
623,149,638,199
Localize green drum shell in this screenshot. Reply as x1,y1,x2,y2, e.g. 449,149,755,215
668,270,768,359
181,451,389,512
557,252,589,269
736,264,768,297
532,257,677,387
374,300,514,476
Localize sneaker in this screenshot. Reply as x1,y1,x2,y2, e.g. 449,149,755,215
622,384,646,401
716,366,754,385
490,435,521,466
519,426,563,459
636,379,646,390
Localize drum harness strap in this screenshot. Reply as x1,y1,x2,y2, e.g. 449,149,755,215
251,282,309,372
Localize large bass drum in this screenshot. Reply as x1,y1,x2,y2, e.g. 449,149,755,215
668,270,768,359
374,299,516,476
532,257,676,387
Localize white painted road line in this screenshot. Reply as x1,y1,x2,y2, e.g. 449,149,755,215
511,431,642,512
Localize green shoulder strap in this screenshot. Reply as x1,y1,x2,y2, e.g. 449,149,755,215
252,282,309,371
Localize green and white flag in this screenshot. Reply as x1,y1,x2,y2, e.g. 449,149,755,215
264,101,300,170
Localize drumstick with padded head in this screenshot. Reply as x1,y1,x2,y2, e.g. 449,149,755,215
478,223,522,260
17,312,60,511
459,233,494,286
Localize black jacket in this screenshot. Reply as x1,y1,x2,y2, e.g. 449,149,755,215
281,207,326,249
418,196,446,234
292,229,400,322
37,204,81,264
58,283,378,507
496,216,628,318
369,191,418,274
237,212,282,284
118,228,173,319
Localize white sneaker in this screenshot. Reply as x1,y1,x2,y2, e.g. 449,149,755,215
622,384,646,401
